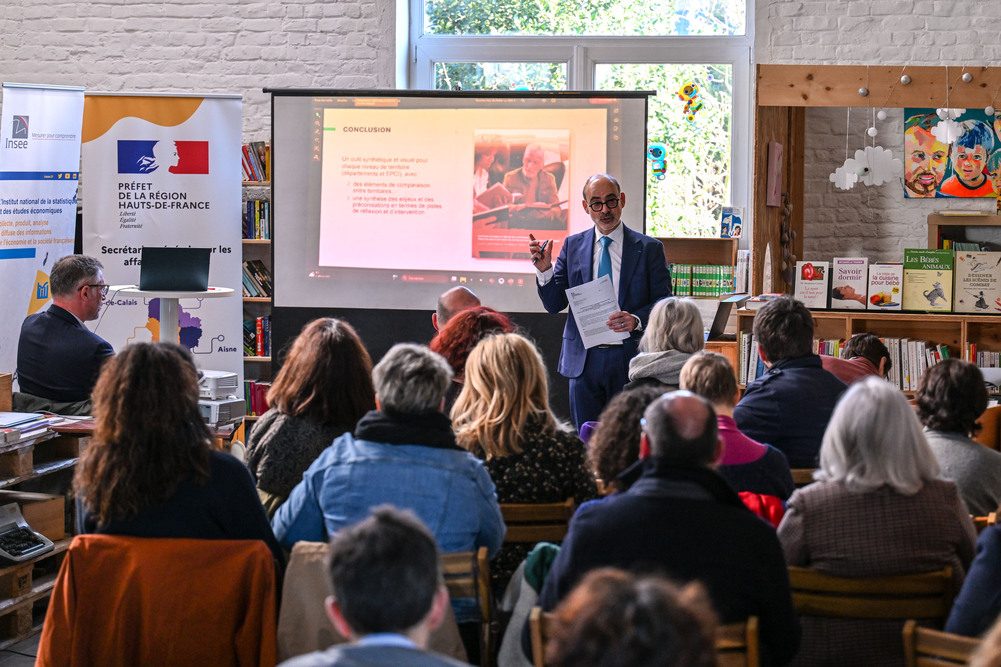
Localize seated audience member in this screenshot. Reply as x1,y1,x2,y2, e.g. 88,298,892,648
272,342,504,561
432,285,480,331
820,332,892,384
452,333,597,589
970,615,1001,667
537,392,799,666
626,297,705,391
75,342,283,565
247,318,375,518
545,568,717,667
280,506,467,667
680,351,794,500
778,377,976,666
429,306,515,410
15,254,114,415
734,297,847,468
917,359,1001,516
586,385,665,493
947,524,1001,638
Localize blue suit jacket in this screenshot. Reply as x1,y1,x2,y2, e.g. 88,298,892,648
537,225,671,378
16,304,114,403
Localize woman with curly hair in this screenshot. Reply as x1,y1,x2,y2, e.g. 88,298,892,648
546,568,717,667
917,358,1001,516
586,385,664,493
451,333,596,589
75,342,283,564
246,317,375,516
429,306,515,410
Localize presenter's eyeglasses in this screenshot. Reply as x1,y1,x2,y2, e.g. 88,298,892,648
83,284,110,297
589,197,621,212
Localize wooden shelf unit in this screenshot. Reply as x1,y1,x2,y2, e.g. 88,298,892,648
927,213,1001,250
243,176,272,383
658,237,738,267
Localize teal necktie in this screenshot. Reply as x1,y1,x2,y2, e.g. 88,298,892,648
597,235,612,280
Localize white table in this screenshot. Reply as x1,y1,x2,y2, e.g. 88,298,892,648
110,285,235,345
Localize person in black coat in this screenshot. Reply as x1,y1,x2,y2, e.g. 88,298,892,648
534,392,800,666
16,255,113,414
733,297,846,469
946,524,1001,637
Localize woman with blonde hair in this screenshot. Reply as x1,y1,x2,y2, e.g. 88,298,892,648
452,332,596,589
626,297,705,390
777,377,976,666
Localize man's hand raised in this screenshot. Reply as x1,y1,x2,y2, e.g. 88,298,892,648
529,234,553,272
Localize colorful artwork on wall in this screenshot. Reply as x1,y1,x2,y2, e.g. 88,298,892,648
903,107,1000,198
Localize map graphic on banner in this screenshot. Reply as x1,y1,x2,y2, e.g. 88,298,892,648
0,84,84,376
81,94,242,384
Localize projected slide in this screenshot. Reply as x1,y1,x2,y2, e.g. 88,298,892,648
271,92,650,312
316,108,604,275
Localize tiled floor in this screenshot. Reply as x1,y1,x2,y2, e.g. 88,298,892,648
0,633,39,666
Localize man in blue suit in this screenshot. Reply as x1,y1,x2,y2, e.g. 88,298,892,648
530,173,671,428
15,254,114,415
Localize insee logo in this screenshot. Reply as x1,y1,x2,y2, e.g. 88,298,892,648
6,115,29,149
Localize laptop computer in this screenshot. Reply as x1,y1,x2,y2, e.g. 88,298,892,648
706,294,749,342
139,247,211,291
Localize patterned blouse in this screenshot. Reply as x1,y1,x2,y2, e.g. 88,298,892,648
471,417,598,591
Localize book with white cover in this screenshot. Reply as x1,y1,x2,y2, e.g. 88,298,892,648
954,251,1001,313
794,261,829,309
867,263,903,311
831,257,869,309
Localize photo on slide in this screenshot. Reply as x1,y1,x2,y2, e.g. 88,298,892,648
471,129,570,259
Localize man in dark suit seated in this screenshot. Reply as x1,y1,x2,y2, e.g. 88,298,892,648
15,254,114,415
733,297,847,468
533,392,800,666
279,506,468,667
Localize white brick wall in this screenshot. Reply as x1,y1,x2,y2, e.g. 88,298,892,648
0,0,398,141
758,0,1001,261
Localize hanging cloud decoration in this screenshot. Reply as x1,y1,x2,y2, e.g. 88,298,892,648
829,159,861,190
932,117,966,144
856,145,902,187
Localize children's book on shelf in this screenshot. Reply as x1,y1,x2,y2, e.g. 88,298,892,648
830,257,868,310
954,251,1001,314
794,261,829,309
867,263,903,311
902,249,953,312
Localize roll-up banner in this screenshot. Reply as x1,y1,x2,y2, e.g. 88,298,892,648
0,83,84,376
81,93,243,383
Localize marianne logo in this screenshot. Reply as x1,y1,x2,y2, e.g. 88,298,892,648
117,140,209,175
12,116,28,139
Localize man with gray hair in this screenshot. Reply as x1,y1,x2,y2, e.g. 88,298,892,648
15,254,114,415
272,343,504,582
432,286,480,331
533,391,799,665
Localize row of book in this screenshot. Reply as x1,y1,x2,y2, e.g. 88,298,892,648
670,264,735,298
244,380,272,417
740,332,956,392
942,240,980,251
0,412,61,448
794,250,1001,314
242,260,272,298
243,316,271,357
964,344,1001,367
242,142,270,182
242,199,271,240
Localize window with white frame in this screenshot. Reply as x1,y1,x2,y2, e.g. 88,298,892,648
410,0,752,238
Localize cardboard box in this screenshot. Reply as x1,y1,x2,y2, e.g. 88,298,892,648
0,491,65,541
903,249,954,312
831,257,869,309
954,251,1001,313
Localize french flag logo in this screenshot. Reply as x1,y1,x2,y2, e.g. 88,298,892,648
117,140,209,174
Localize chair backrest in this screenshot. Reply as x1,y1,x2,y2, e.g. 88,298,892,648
902,619,980,667
441,546,494,667
717,617,760,667
790,468,816,487
974,404,1001,451
788,566,955,621
972,512,998,533
500,498,575,544
530,607,759,667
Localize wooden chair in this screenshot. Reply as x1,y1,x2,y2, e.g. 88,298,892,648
788,566,955,621
902,619,980,667
442,546,493,667
529,607,759,667
500,498,575,544
790,468,816,487
974,404,1001,451
972,512,998,533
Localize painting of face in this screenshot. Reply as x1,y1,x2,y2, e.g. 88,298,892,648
904,126,949,197
954,143,988,187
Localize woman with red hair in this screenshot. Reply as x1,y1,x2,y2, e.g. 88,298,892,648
429,306,515,410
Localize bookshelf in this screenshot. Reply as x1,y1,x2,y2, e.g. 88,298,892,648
242,178,272,383
927,213,1001,250
657,237,741,299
